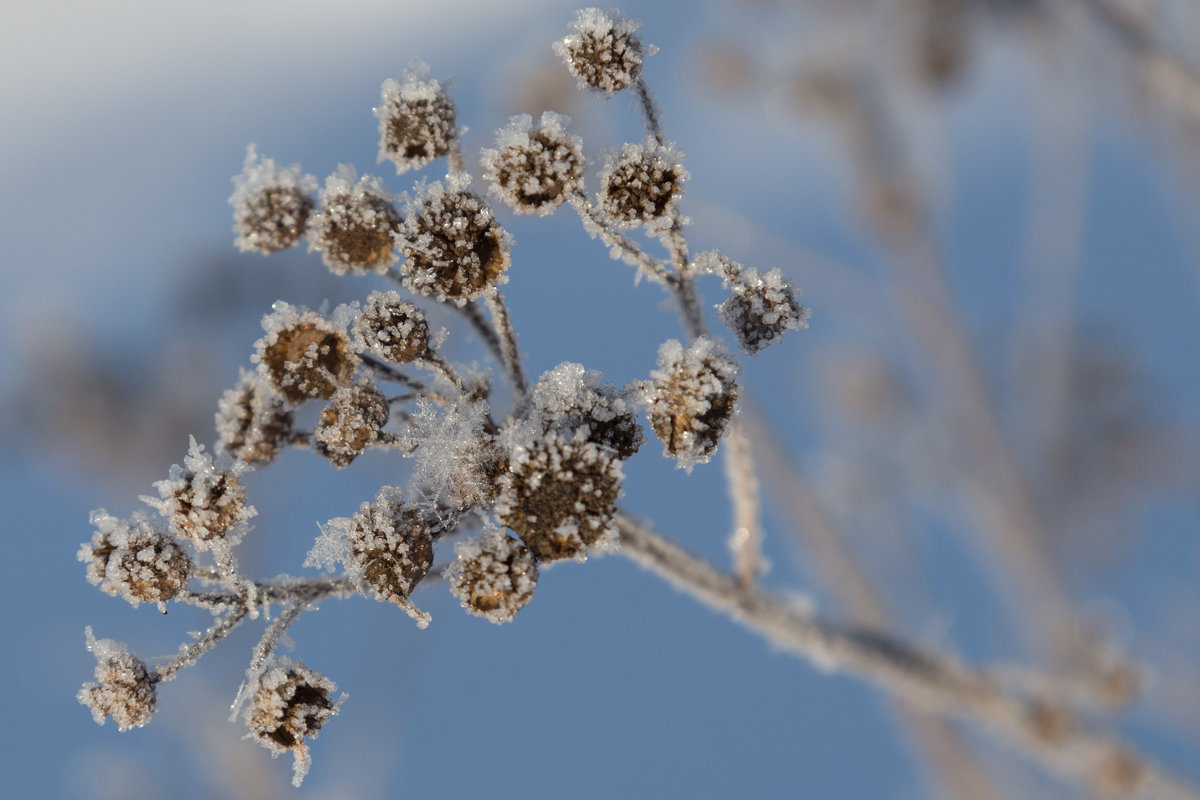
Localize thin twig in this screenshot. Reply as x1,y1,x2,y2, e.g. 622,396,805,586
615,513,1200,800
483,290,529,410
151,606,250,684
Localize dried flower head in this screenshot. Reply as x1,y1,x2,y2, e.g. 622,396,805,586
142,437,256,548
395,174,510,303
314,378,390,468
529,361,643,459
447,527,538,623
482,112,585,215
230,145,317,254
343,490,436,605
641,336,740,470
308,166,401,274
78,629,157,731
702,252,810,355
246,659,341,788
376,59,458,174
215,369,295,467
599,139,687,228
495,427,623,562
254,303,359,405
554,8,647,97
80,510,191,608
352,290,430,364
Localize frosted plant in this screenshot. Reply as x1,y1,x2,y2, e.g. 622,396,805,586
74,8,1200,799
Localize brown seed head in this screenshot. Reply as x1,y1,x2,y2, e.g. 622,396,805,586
642,336,740,470
554,8,647,97
255,304,359,405
314,379,390,468
396,174,510,303
345,492,436,605
81,511,191,607
376,60,458,174
482,112,585,216
448,528,538,623
599,140,687,228
230,145,317,254
309,166,401,274
78,632,158,731
352,290,430,364
215,370,295,467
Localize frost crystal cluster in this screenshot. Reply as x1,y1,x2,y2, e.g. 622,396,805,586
76,8,808,788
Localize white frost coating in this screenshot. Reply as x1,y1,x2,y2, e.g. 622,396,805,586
447,526,539,623
375,58,458,174
528,361,644,459
554,8,653,97
230,144,317,254
79,509,191,609
78,627,158,731
395,173,511,304
641,335,740,471
245,657,343,788
141,436,256,550
598,138,688,229
481,111,585,216
399,397,497,511
251,301,360,404
307,165,401,274
705,251,810,355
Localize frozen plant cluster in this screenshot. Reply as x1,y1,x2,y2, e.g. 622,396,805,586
74,8,809,788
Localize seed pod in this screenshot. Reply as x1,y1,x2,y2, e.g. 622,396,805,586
599,139,687,229
78,631,157,731
482,112,585,216
314,379,389,468
230,145,317,254
145,437,255,547
246,659,340,788
396,174,510,303
80,511,191,608
554,8,647,97
352,290,429,364
641,336,740,470
308,166,401,274
344,491,435,605
528,361,643,459
376,59,458,174
254,303,359,405
706,252,809,355
215,370,295,467
447,528,538,624
495,428,623,562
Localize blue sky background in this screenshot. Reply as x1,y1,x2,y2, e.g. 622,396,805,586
4,1,1200,798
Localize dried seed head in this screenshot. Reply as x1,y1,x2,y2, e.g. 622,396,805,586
376,59,458,174
352,290,429,364
80,510,191,608
447,528,538,624
641,336,740,470
143,437,256,548
599,139,687,228
230,145,317,254
482,112,585,216
344,490,436,605
246,659,341,788
308,166,401,274
555,8,647,97
529,361,643,459
78,630,157,731
396,174,510,303
702,252,809,355
215,369,295,467
495,427,623,562
254,303,359,405
314,378,389,468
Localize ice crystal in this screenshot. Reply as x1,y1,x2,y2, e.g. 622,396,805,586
482,111,586,215
376,59,458,174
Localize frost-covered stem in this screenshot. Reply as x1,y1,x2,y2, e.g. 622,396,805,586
150,606,249,684
418,351,466,394
742,401,1002,800
178,577,357,609
634,76,665,147
569,191,673,286
614,513,1200,800
247,600,312,679
483,290,529,410
723,418,763,588
447,138,466,175
453,299,508,373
